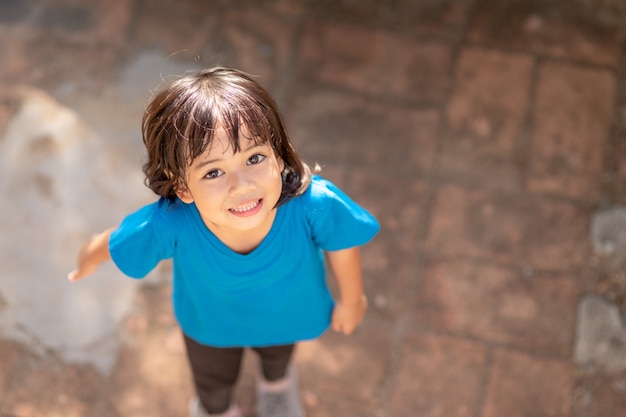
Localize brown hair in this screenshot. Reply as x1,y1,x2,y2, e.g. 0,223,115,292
141,67,312,205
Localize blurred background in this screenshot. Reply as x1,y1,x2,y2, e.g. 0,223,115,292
1,0,625,416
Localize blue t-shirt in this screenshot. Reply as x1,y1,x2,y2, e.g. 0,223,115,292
109,176,379,347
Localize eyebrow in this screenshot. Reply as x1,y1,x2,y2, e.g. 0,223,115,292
193,143,267,171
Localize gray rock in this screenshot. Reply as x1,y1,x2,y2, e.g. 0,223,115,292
0,87,148,373
590,206,626,269
574,294,626,373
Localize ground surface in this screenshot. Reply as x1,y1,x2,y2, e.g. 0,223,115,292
1,1,626,416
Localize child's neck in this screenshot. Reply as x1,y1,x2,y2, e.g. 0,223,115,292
203,209,277,255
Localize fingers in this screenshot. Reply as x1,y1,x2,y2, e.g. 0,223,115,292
336,324,356,335
67,270,80,282
332,320,344,334
331,316,356,335
332,301,367,335
68,268,89,282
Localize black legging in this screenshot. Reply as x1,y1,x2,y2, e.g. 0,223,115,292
184,334,295,414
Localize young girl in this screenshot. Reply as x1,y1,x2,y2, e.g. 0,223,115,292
68,67,379,417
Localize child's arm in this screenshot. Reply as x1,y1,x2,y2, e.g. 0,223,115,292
326,247,368,335
67,228,114,282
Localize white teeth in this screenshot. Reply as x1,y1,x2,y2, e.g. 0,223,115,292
230,200,259,213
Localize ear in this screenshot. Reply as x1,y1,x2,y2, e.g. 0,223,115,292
277,155,285,173
175,182,194,204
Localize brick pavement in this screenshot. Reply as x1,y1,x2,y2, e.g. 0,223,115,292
1,0,626,416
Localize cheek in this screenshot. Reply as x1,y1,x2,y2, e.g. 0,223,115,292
259,164,284,193
198,196,225,216
195,183,227,204
256,160,283,179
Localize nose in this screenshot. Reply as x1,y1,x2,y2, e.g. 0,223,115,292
229,169,256,196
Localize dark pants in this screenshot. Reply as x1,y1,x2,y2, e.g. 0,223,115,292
184,334,295,415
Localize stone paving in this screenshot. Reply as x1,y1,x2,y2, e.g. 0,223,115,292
1,0,626,416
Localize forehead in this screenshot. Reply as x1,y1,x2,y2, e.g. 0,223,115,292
190,123,271,168
206,126,258,156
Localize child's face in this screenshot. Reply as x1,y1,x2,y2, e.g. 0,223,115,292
176,125,284,239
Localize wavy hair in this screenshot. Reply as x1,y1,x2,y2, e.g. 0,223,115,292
141,67,312,205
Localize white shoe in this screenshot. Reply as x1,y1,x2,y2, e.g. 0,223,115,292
256,368,306,417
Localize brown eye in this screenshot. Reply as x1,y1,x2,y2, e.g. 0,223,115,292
205,169,223,179
247,154,266,165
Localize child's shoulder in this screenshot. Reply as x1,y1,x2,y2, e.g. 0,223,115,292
296,175,355,214
304,175,340,196
299,175,338,204
140,196,181,214
295,175,379,247
126,197,188,226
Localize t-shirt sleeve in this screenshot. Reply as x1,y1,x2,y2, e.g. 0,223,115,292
109,200,174,278
305,177,380,251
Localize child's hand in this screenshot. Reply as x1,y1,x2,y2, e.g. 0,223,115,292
67,229,113,282
67,258,99,282
331,295,368,335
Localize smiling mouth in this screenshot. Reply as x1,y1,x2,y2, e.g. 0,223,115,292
229,199,261,214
